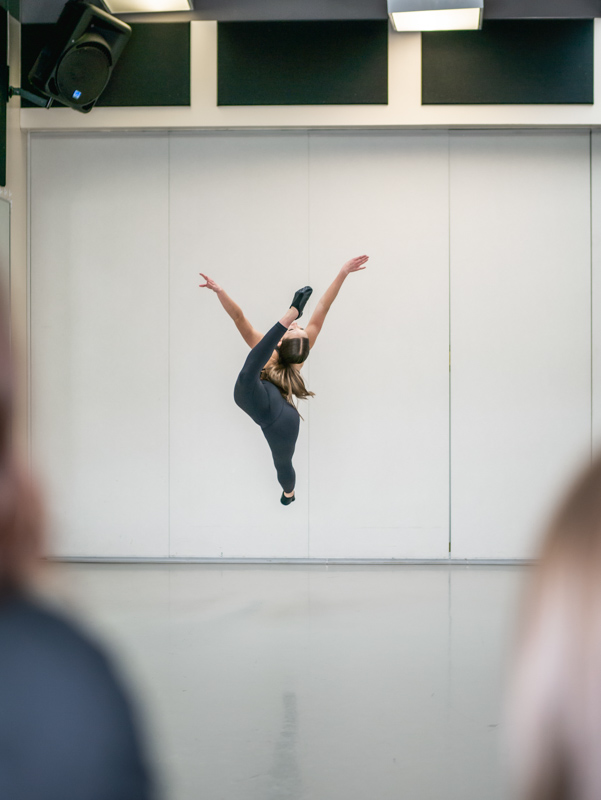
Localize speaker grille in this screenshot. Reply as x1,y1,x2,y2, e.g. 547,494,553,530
56,45,111,106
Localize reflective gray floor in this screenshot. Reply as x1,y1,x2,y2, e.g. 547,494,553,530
45,564,527,800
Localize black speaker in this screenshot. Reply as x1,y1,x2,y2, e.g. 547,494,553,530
28,1,131,113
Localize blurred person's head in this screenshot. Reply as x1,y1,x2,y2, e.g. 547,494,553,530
510,454,601,800
0,297,43,597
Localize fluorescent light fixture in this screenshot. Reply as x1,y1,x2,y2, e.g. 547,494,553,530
103,0,192,12
388,0,483,31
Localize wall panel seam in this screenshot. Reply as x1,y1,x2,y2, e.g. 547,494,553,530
448,130,452,555
591,128,594,462
27,131,32,468
168,133,172,557
307,130,311,559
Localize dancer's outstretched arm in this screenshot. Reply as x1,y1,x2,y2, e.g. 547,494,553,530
304,255,368,348
199,273,263,348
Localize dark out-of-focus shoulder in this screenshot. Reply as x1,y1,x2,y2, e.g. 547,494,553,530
0,591,109,655
0,592,154,800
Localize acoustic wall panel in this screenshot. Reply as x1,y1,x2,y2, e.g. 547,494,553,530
21,23,191,108
0,1,19,20
307,132,450,559
100,22,190,107
450,132,591,560
168,132,310,558
217,21,388,106
422,21,594,105
30,133,170,557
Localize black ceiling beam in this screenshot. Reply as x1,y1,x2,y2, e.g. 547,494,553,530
109,0,601,24
120,1,389,23
22,1,390,25
484,0,601,19
20,0,601,24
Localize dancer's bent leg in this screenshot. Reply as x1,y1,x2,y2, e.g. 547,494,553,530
263,410,299,500
233,321,287,426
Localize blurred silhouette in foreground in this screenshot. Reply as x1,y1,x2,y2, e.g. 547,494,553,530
510,454,601,800
0,293,153,800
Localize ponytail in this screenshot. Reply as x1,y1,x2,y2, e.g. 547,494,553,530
262,361,315,408
261,335,314,412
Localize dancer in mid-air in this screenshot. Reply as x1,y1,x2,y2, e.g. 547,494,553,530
199,256,369,504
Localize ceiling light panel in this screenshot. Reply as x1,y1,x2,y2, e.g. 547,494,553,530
388,0,483,31
104,0,192,12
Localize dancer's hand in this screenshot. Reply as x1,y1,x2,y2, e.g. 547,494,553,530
199,273,222,293
340,255,369,276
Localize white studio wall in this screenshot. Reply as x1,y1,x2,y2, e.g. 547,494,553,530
592,131,601,452
7,14,30,454
30,134,170,557
450,131,592,560
0,199,9,298
29,130,596,560
168,132,311,558
306,133,449,559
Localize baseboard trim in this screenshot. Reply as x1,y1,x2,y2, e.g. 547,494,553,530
47,557,533,566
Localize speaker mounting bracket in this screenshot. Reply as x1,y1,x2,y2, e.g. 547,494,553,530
8,86,53,108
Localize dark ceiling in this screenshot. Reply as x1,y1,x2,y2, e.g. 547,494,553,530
19,0,601,25
21,0,388,24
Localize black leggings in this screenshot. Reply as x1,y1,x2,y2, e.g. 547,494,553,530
234,322,300,493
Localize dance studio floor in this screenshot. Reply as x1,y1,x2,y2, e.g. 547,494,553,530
47,564,527,800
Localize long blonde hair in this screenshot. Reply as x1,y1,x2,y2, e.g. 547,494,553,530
261,335,314,408
509,454,601,800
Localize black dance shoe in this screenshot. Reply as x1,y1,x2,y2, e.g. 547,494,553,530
281,492,296,506
290,286,313,319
